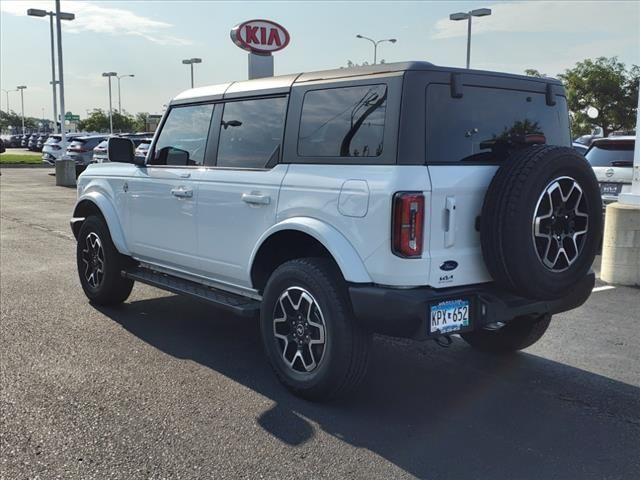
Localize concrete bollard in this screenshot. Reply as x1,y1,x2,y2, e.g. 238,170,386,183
55,159,76,187
600,202,640,286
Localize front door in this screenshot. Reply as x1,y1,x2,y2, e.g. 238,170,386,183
194,96,289,288
128,103,214,272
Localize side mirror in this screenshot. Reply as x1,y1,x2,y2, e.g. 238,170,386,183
156,146,190,165
107,137,137,164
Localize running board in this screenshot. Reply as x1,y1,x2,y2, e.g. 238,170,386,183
122,267,260,317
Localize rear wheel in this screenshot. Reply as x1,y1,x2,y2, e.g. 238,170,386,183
260,258,371,401
460,313,551,353
76,216,134,305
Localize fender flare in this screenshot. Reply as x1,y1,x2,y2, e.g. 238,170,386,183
73,191,131,255
249,217,372,284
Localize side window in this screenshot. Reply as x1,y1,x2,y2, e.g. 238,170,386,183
298,84,387,157
217,97,287,169
151,104,214,166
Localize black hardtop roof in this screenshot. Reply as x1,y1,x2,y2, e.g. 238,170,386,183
171,61,563,105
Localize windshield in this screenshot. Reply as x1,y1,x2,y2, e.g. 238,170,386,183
586,142,635,166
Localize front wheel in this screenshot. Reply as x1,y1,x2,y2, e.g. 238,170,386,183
260,258,371,401
460,313,551,353
76,216,134,306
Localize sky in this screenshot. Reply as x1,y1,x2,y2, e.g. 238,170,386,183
1,0,639,120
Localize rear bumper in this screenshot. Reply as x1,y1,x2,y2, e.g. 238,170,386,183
349,272,595,340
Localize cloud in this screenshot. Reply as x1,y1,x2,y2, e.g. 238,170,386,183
432,1,640,39
0,0,192,46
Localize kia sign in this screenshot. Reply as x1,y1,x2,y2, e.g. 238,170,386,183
231,19,290,55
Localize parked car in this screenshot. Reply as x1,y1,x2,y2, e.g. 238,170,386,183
92,139,109,163
134,138,152,163
41,134,81,165
27,133,40,151
572,142,588,155
585,136,635,205
20,134,31,148
8,134,22,147
72,62,601,400
66,135,107,174
0,138,5,154
35,134,49,152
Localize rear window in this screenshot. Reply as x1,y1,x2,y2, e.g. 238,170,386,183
426,85,570,163
585,142,634,167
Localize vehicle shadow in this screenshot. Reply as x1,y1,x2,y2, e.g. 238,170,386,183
98,294,640,480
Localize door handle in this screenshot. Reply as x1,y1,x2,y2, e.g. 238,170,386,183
444,196,456,247
171,187,193,198
242,192,271,205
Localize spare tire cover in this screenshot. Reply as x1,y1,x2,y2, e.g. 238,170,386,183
480,145,602,300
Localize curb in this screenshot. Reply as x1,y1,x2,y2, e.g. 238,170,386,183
0,164,52,169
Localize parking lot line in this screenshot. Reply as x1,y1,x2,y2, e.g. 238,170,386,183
592,285,616,292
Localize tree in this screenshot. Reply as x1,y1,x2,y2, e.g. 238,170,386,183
132,112,149,132
77,109,110,132
559,57,639,137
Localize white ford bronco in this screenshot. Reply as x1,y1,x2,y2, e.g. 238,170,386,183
72,62,602,400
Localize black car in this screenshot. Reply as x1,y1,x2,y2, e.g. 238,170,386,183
8,134,22,147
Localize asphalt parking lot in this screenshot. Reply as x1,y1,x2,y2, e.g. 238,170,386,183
1,167,639,480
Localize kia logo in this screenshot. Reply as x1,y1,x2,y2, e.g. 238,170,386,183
605,168,614,178
230,19,290,55
439,260,458,271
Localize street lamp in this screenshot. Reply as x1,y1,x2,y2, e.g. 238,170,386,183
182,58,202,88
355,35,397,65
17,86,27,134
102,72,117,134
27,7,74,135
1,88,17,112
449,8,492,69
116,74,134,113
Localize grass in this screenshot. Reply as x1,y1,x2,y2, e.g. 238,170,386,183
0,154,43,165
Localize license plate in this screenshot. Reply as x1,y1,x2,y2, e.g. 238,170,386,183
430,299,470,334
600,183,621,195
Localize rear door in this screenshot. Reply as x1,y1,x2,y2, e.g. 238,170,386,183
585,139,634,202
193,96,289,288
126,103,214,272
424,82,571,287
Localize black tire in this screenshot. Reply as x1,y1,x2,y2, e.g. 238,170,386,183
481,145,602,300
76,216,134,306
260,258,372,401
461,313,551,353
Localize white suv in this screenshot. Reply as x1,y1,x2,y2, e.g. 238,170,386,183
71,62,602,400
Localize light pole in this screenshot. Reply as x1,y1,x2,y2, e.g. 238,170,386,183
17,86,27,134
449,8,492,69
1,89,17,112
27,7,74,135
102,72,117,134
116,74,134,113
355,35,397,65
182,58,202,88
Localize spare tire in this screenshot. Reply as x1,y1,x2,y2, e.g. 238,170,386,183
481,145,602,300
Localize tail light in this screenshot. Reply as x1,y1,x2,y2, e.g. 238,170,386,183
392,192,425,258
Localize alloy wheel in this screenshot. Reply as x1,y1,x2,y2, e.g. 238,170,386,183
532,176,589,272
272,286,327,373
81,232,105,289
